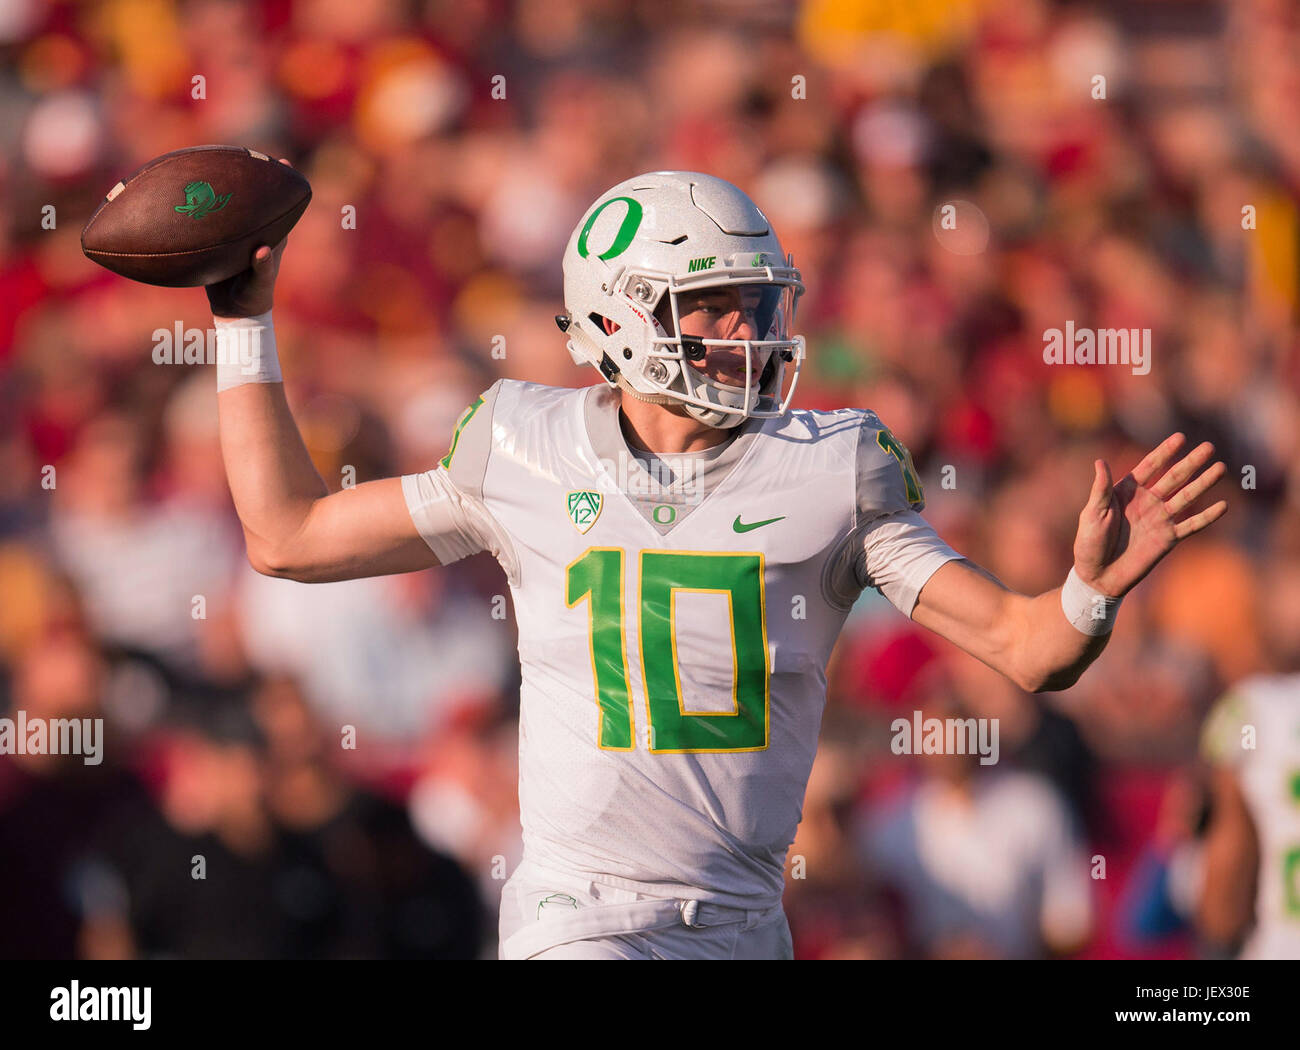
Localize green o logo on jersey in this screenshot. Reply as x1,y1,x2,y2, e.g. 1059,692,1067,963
576,197,643,260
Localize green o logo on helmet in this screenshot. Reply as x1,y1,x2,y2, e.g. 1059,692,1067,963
577,196,643,260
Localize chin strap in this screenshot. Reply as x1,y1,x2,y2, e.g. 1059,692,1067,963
615,368,755,430
613,374,679,405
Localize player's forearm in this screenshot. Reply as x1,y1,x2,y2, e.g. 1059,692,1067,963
210,310,444,582
1197,768,1259,947
913,560,1112,693
1007,587,1112,693
217,379,329,574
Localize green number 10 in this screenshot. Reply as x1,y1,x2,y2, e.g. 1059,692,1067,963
565,548,770,754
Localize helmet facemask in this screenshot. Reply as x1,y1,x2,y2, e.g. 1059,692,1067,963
647,270,804,428
573,261,804,429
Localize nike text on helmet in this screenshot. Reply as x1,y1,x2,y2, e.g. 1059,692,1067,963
558,171,806,428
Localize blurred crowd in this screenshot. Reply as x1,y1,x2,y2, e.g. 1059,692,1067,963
2,0,1299,959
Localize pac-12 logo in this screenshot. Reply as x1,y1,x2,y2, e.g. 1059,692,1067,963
567,491,603,534
174,181,231,219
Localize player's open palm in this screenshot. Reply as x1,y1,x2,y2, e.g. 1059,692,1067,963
1073,433,1227,598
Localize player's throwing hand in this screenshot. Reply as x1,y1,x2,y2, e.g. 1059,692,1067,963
206,238,286,317
1072,433,1228,598
206,158,294,317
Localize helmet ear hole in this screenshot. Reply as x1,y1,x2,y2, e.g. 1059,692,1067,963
591,313,621,335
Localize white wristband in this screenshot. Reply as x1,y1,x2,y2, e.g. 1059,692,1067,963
1061,567,1121,636
214,311,281,392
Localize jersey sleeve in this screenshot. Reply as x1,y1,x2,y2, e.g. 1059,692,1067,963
1200,684,1253,769
824,411,964,615
400,380,519,581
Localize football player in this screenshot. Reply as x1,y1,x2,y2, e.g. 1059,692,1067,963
1197,555,1300,958
207,170,1227,959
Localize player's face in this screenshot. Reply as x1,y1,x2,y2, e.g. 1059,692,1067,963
672,286,775,388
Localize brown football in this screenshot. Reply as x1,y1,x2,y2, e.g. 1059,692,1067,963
81,145,312,287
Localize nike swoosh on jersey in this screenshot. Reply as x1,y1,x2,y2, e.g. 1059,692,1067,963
732,514,786,533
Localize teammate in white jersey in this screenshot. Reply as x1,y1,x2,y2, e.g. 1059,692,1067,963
1197,558,1300,959
208,168,1228,959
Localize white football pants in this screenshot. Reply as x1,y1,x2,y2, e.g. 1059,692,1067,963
498,858,793,960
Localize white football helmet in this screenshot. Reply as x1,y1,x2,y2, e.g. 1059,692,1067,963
558,171,806,428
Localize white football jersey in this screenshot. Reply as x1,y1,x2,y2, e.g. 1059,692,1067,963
403,379,962,910
1202,673,1300,959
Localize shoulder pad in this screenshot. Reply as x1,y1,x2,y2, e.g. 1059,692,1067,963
440,379,504,500
855,410,925,521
